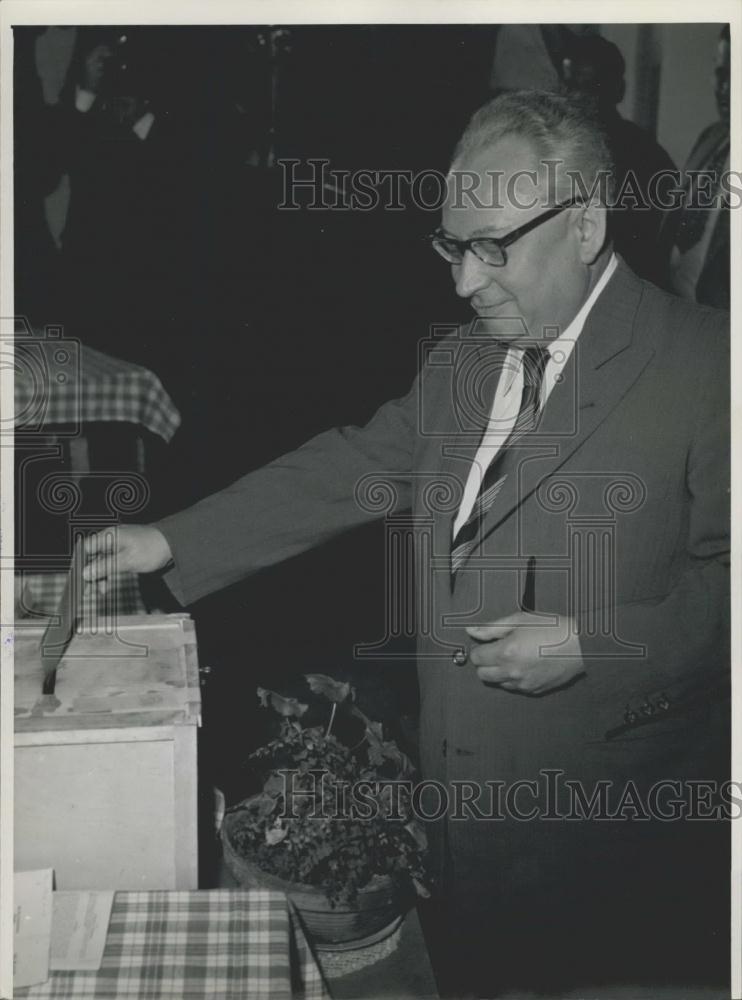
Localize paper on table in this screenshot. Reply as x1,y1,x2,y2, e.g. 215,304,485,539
13,869,53,989
50,891,114,970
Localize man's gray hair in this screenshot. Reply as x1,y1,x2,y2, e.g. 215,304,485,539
451,89,616,204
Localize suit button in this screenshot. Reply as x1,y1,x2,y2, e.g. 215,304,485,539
452,648,468,666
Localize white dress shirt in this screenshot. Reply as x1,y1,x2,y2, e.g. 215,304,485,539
453,253,619,537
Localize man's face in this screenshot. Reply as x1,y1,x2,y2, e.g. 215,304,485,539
714,39,730,123
441,137,589,341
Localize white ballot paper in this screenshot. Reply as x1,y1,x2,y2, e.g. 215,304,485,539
14,869,53,988
50,891,114,970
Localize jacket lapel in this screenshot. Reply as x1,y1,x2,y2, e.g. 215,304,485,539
474,259,656,546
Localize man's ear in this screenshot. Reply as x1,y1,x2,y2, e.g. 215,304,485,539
575,201,608,264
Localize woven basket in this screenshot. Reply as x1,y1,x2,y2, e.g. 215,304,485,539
221,810,407,944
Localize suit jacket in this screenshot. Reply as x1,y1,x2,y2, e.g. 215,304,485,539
158,259,729,895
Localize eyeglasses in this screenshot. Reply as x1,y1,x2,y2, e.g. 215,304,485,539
428,199,580,267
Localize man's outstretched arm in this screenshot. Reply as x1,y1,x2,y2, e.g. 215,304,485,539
83,377,420,605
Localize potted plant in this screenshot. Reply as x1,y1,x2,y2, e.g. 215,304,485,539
220,673,430,944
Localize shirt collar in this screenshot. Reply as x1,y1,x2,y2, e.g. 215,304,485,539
548,252,619,355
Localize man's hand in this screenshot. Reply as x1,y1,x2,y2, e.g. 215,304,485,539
466,611,585,695
82,525,173,584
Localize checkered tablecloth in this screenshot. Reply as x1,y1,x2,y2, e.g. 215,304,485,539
14,335,181,443
15,890,330,1000
16,570,147,620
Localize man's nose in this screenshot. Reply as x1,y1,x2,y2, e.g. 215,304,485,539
453,250,495,299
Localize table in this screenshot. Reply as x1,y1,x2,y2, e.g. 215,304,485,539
14,890,330,999
14,328,181,448
13,325,182,618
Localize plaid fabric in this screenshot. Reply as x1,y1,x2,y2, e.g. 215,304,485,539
15,890,330,1000
15,339,181,443
17,570,147,620
286,903,331,1000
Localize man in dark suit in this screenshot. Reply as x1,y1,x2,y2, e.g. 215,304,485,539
84,90,729,996
560,32,678,285
664,24,731,309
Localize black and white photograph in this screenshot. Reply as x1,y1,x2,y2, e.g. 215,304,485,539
1,3,739,998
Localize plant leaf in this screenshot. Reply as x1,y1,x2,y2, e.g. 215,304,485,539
263,773,286,796
412,877,431,898
213,787,226,834
404,820,428,850
257,686,309,718
265,821,288,845
304,673,352,704
364,720,384,745
254,792,278,818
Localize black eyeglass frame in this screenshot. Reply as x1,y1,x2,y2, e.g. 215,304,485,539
427,198,582,267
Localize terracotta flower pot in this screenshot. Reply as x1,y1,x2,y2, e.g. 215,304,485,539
221,809,408,945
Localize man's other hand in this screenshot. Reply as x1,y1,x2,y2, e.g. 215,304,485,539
82,525,173,584
466,611,585,695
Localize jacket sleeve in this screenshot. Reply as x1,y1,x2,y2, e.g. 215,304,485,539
155,376,420,606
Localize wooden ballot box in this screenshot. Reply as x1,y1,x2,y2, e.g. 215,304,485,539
14,614,201,890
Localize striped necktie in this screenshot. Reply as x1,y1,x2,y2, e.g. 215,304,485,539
450,344,550,581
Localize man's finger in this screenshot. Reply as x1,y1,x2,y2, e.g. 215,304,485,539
82,530,117,563
82,557,104,583
498,680,521,692
466,611,529,641
82,554,117,583
466,610,555,641
467,623,512,641
477,666,544,694
475,664,515,685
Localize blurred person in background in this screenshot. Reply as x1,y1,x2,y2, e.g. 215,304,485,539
664,24,730,309
56,28,184,374
13,27,68,325
561,32,677,284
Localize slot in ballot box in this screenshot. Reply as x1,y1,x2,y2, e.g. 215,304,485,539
14,614,201,890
